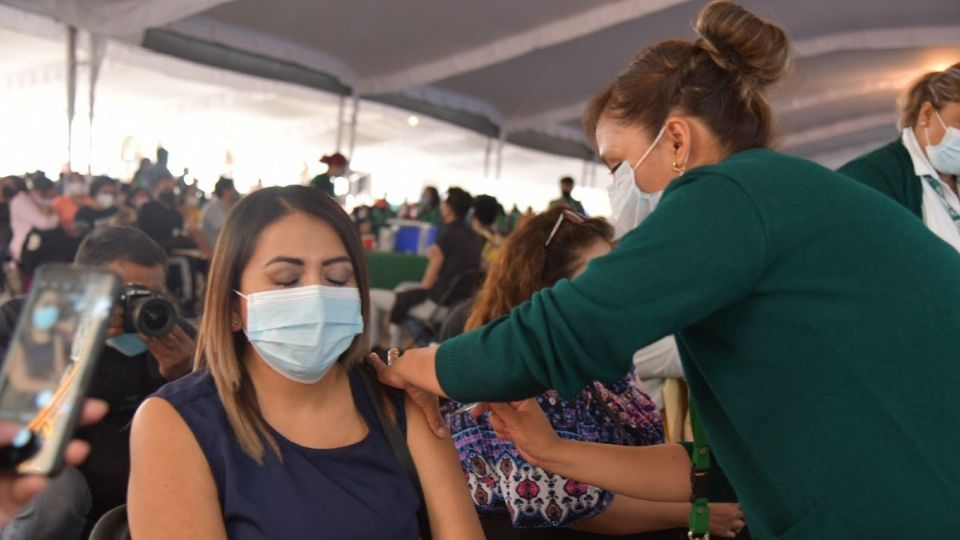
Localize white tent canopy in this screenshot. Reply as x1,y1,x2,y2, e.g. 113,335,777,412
1,0,958,210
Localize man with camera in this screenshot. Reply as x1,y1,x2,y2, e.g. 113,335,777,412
0,226,195,539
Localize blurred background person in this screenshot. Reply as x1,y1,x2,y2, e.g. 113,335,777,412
52,173,88,233
471,194,503,270
840,62,960,251
549,176,586,215
200,177,239,254
416,186,441,225
310,152,348,197
137,176,193,252
9,175,60,291
73,176,120,237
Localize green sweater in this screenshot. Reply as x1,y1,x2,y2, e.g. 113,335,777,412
838,139,923,218
437,149,960,538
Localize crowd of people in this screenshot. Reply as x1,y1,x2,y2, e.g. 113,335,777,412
0,1,957,539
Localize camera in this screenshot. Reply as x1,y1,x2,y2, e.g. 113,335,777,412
118,284,177,338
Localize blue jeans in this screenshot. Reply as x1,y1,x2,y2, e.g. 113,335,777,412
0,466,91,540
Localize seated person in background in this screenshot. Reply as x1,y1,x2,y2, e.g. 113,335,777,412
137,176,195,252
471,194,503,270
73,176,120,236
52,173,89,232
369,187,483,349
200,177,239,253
128,186,482,539
416,186,441,225
443,207,740,537
0,226,195,539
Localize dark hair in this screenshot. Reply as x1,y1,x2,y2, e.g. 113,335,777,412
472,195,499,227
560,176,575,187
583,1,789,154
899,62,960,129
89,176,116,197
444,187,473,220
196,185,370,462
75,226,167,268
466,207,612,331
28,175,55,193
214,177,235,198
422,186,440,208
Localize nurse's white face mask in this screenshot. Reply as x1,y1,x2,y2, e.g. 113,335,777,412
607,125,667,239
926,111,960,176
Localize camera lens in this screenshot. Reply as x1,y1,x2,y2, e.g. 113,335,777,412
131,297,177,337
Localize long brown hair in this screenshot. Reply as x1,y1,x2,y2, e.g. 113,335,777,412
899,62,960,129
195,186,371,463
466,207,613,331
582,1,790,154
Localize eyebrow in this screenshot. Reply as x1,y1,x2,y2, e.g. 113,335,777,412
264,255,352,267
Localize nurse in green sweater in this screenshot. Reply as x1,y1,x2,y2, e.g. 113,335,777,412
839,63,960,251
372,2,960,538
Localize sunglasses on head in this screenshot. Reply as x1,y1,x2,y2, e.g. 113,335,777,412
544,209,587,247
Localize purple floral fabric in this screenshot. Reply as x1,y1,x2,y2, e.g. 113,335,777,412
444,371,664,528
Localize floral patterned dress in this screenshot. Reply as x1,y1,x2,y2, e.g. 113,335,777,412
444,370,664,529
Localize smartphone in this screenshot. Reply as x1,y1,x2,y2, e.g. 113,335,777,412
0,264,118,475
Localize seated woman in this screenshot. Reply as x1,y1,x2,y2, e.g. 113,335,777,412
443,207,742,537
128,186,482,539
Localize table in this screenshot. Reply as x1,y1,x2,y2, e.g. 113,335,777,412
365,251,428,290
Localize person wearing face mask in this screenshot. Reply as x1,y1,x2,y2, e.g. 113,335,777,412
73,176,120,236
0,226,195,539
52,173,90,232
372,2,960,538
128,186,482,540
840,62,960,251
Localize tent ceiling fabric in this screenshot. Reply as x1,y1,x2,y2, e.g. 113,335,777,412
5,0,960,164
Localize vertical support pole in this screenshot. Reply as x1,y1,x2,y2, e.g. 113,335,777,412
483,137,492,178
334,94,346,152
495,130,507,180
88,33,106,175
66,26,78,171
347,92,360,158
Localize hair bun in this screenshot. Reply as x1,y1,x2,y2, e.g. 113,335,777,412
695,1,790,89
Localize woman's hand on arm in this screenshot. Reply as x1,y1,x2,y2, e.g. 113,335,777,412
404,394,483,540
128,397,227,540
487,400,692,502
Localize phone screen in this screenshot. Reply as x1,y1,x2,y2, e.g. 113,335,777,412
0,265,117,475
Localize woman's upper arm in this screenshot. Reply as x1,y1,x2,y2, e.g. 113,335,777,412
404,394,483,540
128,397,227,540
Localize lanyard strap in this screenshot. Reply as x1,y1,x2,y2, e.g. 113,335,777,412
923,176,960,231
689,399,711,540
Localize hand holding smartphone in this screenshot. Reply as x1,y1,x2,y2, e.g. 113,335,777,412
0,264,118,476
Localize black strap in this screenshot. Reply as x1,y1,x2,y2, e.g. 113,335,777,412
357,366,432,540
587,384,636,446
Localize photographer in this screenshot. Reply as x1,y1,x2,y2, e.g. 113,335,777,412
0,226,195,539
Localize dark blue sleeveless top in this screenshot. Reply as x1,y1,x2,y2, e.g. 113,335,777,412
154,369,420,540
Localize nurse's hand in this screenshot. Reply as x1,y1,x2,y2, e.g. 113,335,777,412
368,348,449,438
487,400,560,468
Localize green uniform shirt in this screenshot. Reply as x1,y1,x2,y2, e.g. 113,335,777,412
437,149,960,538
838,139,923,218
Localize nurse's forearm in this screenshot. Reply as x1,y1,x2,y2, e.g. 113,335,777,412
539,441,692,502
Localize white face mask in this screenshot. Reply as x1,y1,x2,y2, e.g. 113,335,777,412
607,125,667,238
926,111,960,176
96,193,116,209
65,182,85,197
237,285,363,384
